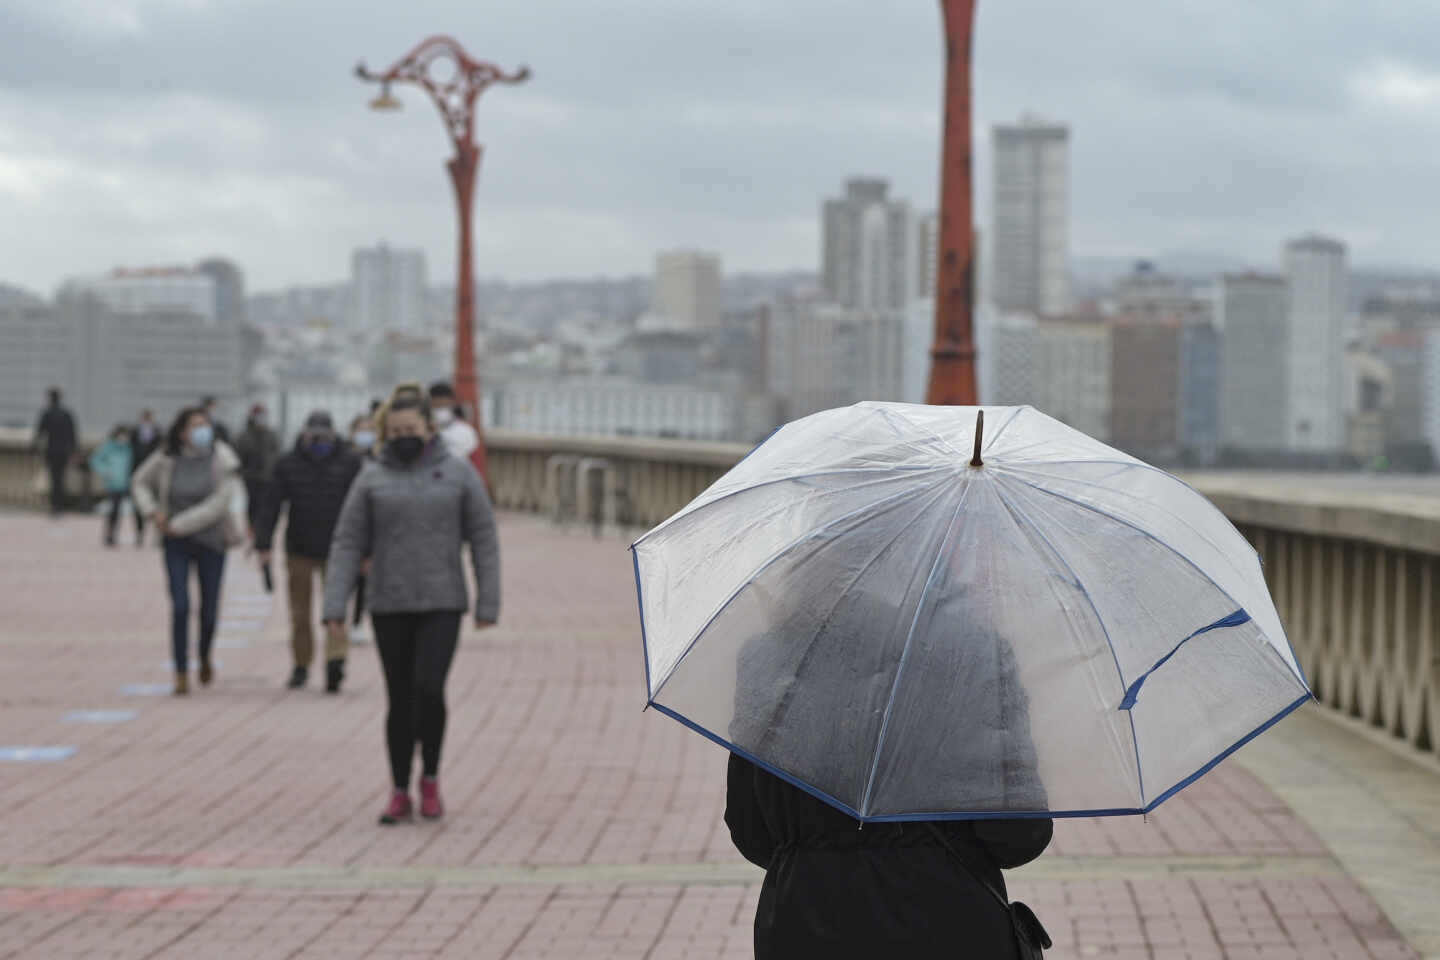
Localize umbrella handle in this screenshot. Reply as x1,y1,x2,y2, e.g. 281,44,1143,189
971,410,984,467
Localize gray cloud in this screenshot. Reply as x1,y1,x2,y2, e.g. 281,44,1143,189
1,0,1438,292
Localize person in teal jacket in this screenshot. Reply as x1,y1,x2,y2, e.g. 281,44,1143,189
89,424,136,547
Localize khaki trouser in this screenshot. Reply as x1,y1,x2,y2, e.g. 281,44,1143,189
288,554,346,667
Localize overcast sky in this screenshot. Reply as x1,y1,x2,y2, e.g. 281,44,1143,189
2,0,1439,293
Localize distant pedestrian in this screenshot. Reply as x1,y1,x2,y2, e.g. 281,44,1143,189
427,382,479,464
349,413,379,461
345,412,380,646
32,388,78,516
129,410,161,546
322,391,500,824
131,407,243,696
200,395,232,447
88,425,136,547
253,411,364,693
235,404,280,536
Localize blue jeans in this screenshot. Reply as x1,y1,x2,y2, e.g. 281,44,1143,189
163,537,226,672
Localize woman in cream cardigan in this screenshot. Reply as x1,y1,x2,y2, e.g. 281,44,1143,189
132,405,243,695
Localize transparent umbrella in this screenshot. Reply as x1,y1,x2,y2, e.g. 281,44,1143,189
632,403,1311,820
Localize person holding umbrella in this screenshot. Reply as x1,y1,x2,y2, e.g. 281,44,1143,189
253,411,364,693
321,391,500,824
723,594,1053,958
634,402,1313,959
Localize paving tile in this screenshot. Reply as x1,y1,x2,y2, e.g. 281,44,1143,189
0,511,1421,959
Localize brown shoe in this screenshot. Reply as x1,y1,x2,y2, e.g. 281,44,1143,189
174,673,189,696
199,660,214,687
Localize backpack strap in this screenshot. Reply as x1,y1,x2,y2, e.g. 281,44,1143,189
924,824,1011,911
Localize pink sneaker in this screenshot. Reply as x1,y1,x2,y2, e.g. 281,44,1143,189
419,776,444,820
378,789,412,825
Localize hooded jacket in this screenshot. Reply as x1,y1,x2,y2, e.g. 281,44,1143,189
321,438,499,623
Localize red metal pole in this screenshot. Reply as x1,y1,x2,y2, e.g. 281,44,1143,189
447,142,489,483
927,0,979,407
355,39,527,485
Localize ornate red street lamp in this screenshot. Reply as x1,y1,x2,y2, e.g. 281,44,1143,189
356,36,529,482
926,0,979,406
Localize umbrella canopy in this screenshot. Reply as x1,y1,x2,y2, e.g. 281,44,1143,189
632,403,1311,821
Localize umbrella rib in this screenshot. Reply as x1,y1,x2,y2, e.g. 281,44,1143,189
995,472,1255,639
634,464,949,546
859,478,974,817
984,405,1028,454
987,478,1148,808
883,405,972,461
998,461,1269,608
749,477,961,762
999,461,1299,677
647,471,959,703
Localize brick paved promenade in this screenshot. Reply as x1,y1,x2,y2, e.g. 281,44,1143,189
0,511,1432,959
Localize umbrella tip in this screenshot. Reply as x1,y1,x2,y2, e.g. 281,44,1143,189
970,410,984,467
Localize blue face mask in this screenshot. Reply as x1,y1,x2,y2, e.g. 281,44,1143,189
189,425,214,450
309,440,335,458
352,430,377,450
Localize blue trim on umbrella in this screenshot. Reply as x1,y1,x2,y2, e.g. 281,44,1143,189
1139,692,1312,813
648,701,869,820
650,692,1313,822
1118,609,1251,710
631,546,653,699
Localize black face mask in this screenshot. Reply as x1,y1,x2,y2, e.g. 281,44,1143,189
387,436,425,464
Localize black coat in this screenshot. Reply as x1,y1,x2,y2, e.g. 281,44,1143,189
130,424,161,474
34,405,77,460
253,442,363,559
727,755,1052,959
721,581,1052,958
235,424,280,483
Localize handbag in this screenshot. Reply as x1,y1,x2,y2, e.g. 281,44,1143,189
926,824,1052,959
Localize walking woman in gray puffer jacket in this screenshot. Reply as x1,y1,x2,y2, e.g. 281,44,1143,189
321,392,500,825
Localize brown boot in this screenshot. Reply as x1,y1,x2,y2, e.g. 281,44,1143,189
199,660,214,687
174,673,189,696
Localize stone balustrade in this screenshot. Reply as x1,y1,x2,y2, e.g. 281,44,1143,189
2,427,1435,760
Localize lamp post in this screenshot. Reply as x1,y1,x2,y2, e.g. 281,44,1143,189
926,0,979,406
356,36,529,482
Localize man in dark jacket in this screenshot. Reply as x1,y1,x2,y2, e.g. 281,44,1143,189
254,411,364,693
234,404,280,535
33,388,78,516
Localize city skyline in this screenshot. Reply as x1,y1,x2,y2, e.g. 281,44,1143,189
3,1,1440,292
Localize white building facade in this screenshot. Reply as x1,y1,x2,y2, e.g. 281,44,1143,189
1423,331,1440,462
487,378,740,442
990,315,1110,441
352,243,427,332
1219,273,1290,453
653,250,723,330
822,178,914,310
1283,234,1348,452
62,267,218,325
991,118,1069,316
915,212,939,303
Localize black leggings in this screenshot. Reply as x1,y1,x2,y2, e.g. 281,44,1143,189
372,611,462,789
